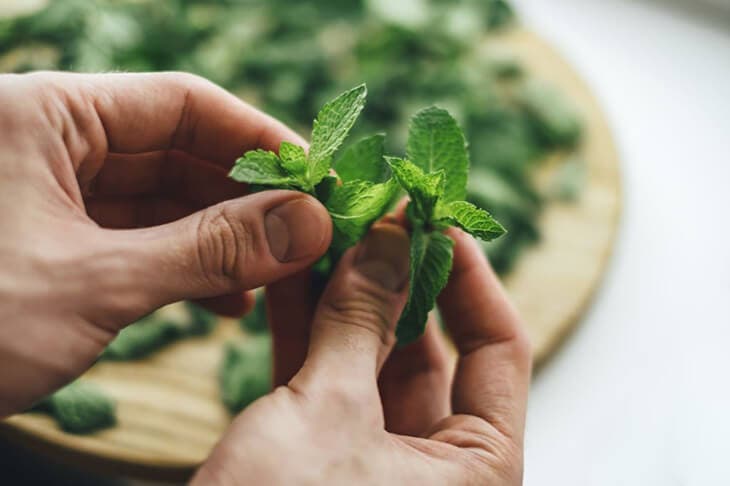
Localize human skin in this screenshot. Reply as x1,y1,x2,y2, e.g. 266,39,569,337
0,72,531,485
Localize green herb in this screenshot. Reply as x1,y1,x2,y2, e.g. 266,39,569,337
230,88,505,343
101,317,182,361
31,381,116,434
231,85,397,258
101,302,218,361
386,107,505,343
240,292,268,334
219,336,271,413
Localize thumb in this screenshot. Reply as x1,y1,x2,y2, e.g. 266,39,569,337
98,190,331,322
293,223,410,396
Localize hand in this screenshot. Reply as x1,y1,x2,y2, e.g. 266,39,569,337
194,224,532,485
0,72,332,416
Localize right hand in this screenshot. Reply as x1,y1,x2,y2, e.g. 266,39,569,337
194,223,532,485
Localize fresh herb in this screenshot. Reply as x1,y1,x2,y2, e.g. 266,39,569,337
386,107,505,343
101,302,217,361
240,292,268,335
231,85,398,258
31,381,116,434
219,336,271,413
230,87,505,343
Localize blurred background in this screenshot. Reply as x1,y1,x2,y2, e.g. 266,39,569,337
0,0,729,484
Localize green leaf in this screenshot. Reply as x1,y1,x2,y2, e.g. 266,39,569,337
334,133,388,183
396,229,454,345
406,106,468,202
101,317,182,361
326,178,398,254
48,381,116,434
435,200,506,241
278,141,308,179
385,157,443,222
219,336,271,413
518,80,582,149
229,149,297,187
307,155,333,189
240,293,268,334
183,301,218,336
308,84,367,168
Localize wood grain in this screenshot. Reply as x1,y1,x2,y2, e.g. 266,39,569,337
0,29,621,481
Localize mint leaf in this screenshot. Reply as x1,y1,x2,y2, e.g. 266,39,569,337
278,141,308,179
229,149,297,187
220,335,271,413
396,229,454,345
326,178,398,254
307,156,333,190
240,293,268,334
335,133,388,183
279,141,306,162
385,156,443,222
308,84,367,168
48,381,116,434
101,318,182,361
406,106,469,203
435,200,506,241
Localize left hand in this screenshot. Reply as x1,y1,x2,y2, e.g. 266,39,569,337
0,72,332,416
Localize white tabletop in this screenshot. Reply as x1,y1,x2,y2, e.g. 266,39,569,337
510,1,730,485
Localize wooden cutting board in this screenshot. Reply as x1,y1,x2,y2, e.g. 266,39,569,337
0,29,621,481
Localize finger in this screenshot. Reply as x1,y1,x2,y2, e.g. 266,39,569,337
90,150,247,207
378,317,452,436
291,224,410,398
436,229,531,442
88,191,331,329
193,291,256,318
266,270,317,387
86,196,196,229
45,71,306,163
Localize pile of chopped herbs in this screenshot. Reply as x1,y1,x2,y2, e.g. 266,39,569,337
6,0,585,431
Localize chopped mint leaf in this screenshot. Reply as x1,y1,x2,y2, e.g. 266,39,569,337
396,229,454,345
435,200,506,241
308,84,367,168
406,106,469,203
326,178,398,254
518,80,582,149
101,317,182,361
184,301,217,336
229,149,297,187
47,381,116,434
335,133,388,183
240,293,268,334
219,336,271,413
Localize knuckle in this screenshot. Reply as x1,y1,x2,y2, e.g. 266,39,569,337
165,71,208,88
433,416,523,484
195,205,257,288
318,278,398,348
511,325,533,371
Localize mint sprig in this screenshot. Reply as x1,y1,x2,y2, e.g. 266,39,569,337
229,86,506,344
388,107,506,344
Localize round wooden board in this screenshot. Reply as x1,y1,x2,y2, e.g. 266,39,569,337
1,28,621,481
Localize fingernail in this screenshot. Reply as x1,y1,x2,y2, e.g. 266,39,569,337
355,224,410,291
265,198,327,262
